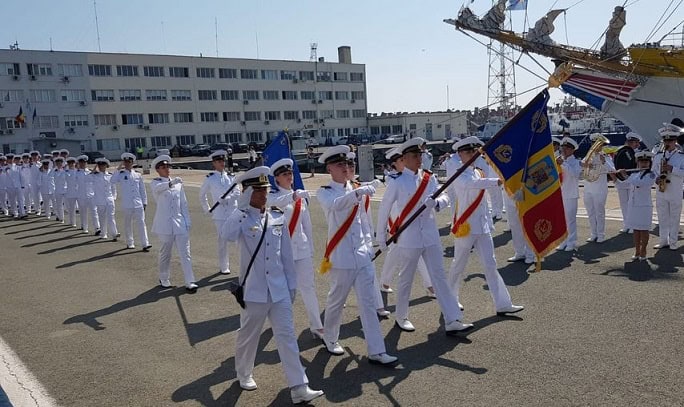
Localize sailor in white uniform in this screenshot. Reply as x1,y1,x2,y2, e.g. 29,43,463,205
220,167,324,403
91,158,119,240
52,157,68,223
266,158,324,339
75,155,100,234
28,151,42,214
447,136,524,316
37,159,56,219
376,137,472,334
316,145,397,365
613,132,642,233
617,151,656,260
199,150,239,274
0,156,7,216
556,137,582,251
150,155,197,292
652,123,684,250
64,157,79,227
111,152,151,250
20,153,32,210
581,133,615,243
7,155,27,218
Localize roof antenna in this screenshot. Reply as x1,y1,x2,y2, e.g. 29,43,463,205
93,0,102,52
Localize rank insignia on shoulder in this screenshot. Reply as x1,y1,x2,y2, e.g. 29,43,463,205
154,177,162,181
270,206,283,213
207,172,214,177
389,173,401,179
321,185,332,189
119,170,125,173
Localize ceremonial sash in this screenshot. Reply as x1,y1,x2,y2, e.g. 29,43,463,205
288,197,302,237
319,204,359,274
387,216,395,231
352,181,371,213
390,171,431,235
451,168,486,238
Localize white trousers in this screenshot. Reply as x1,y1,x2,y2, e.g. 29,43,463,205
65,197,77,226
324,264,386,356
488,185,504,217
656,195,682,245
0,189,7,213
157,233,196,285
448,234,512,311
96,202,118,238
380,243,432,289
293,257,323,330
55,193,66,221
41,193,55,218
123,207,150,247
77,196,100,232
236,297,308,387
22,187,31,210
213,219,232,273
584,189,607,239
7,188,25,216
561,197,578,248
396,244,463,323
617,188,630,229
29,185,41,213
505,200,534,260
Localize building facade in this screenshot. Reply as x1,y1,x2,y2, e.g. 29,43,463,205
0,47,367,158
367,111,468,142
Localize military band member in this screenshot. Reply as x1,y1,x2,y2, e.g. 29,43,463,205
581,133,616,243
652,124,684,250
38,159,56,219
199,150,239,274
150,155,197,292
447,136,524,316
617,151,656,260
28,151,42,214
53,157,68,223
221,167,324,403
112,153,151,250
266,158,324,340
75,155,100,235
556,137,582,251
92,158,119,241
614,132,642,233
317,145,397,364
376,137,472,334
64,157,79,227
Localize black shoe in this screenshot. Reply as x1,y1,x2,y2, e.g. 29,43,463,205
142,245,152,252
94,229,101,236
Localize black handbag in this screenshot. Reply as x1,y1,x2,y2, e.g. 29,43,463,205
229,213,268,309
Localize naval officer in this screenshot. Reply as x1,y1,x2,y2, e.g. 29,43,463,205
91,158,119,241
652,123,684,250
112,152,151,250
150,155,198,292
64,157,79,227
75,155,101,235
220,166,324,404
555,137,582,251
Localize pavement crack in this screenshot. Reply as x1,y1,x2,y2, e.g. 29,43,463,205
0,349,41,407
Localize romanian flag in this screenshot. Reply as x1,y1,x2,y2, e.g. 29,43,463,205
15,106,25,124
483,90,567,264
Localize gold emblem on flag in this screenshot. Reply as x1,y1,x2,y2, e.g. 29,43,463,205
531,110,548,134
493,145,513,164
534,218,552,242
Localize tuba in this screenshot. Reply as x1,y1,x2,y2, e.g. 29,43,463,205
582,134,610,182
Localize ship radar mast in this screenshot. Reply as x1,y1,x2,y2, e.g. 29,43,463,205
486,0,517,120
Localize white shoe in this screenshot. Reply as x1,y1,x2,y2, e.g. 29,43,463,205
185,282,198,292
325,341,344,355
630,255,639,261
368,353,398,365
639,256,647,261
556,244,566,251
445,320,473,333
586,236,597,242
524,257,535,264
627,229,633,234
380,285,393,293
497,305,525,315
619,228,628,233
376,309,391,317
458,302,464,311
239,376,257,391
126,245,135,249
653,243,669,249
291,385,324,404
564,245,575,252
669,242,678,250
159,279,171,288
219,269,231,275
596,237,606,243
395,318,415,332
507,255,526,262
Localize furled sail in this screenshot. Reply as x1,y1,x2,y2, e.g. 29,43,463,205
600,6,627,59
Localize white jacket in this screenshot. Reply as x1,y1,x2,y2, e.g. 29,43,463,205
266,187,314,260
150,177,191,235
111,169,147,209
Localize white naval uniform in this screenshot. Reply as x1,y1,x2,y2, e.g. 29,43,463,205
317,181,387,356
621,170,656,231
353,181,386,310
447,166,513,312
221,206,309,388
111,169,150,248
64,168,79,226
375,168,463,325
267,187,323,331
150,177,196,285
653,150,684,246
20,164,32,211
92,171,118,239
559,155,582,249
482,159,504,219
75,168,100,233
582,154,615,240
38,168,55,218
199,170,239,273
503,192,534,262
53,167,67,222
8,164,26,217
0,166,7,215
29,162,41,214
614,146,637,230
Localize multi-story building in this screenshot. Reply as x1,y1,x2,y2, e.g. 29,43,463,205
367,110,468,141
0,46,367,158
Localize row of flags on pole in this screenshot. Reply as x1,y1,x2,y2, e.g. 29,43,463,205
11,106,36,125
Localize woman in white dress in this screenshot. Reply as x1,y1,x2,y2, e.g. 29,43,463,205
617,151,656,261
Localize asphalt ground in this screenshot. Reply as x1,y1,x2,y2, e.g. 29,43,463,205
1,179,683,406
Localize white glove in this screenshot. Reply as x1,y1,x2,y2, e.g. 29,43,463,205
294,189,310,201
423,197,437,209
355,185,375,197
170,177,183,186
237,186,253,210
370,179,383,189
289,289,297,304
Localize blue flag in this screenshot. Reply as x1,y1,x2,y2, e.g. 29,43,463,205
262,131,305,190
508,0,527,11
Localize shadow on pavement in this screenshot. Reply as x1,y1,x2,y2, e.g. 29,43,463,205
37,237,103,254
21,232,91,248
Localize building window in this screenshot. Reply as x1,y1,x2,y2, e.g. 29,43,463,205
302,110,316,120
34,116,59,129
223,112,240,122
226,132,241,143
244,111,260,121
61,89,86,102
240,69,258,79
150,136,172,147
64,115,89,127
196,67,215,78
220,90,239,100
0,63,21,75
119,89,142,101
316,71,331,82
281,91,297,100
299,71,314,81
143,66,165,77
334,72,348,81
284,111,298,120
169,66,189,78
300,91,315,100
27,63,53,76
4,118,26,129
0,90,24,102
242,90,259,100
219,68,237,79
264,111,280,121
198,90,217,100
381,125,392,134
173,112,193,123
263,90,279,100
148,113,169,124
246,132,262,142
124,137,147,149
203,134,221,144
145,89,167,101
320,110,334,119
319,91,333,100
91,89,115,102
88,64,112,76
261,69,278,80
280,70,296,80
335,91,349,100
29,89,56,103
176,135,195,145
351,91,365,100
57,64,83,77
409,123,417,130
336,110,350,119
171,90,192,101
97,138,121,151
94,114,117,126
200,112,219,122
392,125,403,134
350,72,364,81
352,109,366,118
116,65,139,77
121,114,144,125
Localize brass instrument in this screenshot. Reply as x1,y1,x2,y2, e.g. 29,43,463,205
656,143,670,192
582,134,610,182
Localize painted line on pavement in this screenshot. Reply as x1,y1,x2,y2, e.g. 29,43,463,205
0,336,57,407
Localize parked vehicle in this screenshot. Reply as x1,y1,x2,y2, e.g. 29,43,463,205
210,143,232,153
170,144,193,157
383,134,406,144
190,144,212,156
83,151,105,164
248,141,266,151
230,143,249,153
146,147,169,159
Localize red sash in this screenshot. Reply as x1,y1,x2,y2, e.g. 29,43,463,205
390,171,431,235
288,197,302,237
451,190,485,236
319,204,359,274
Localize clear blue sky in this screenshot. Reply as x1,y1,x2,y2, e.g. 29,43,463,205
1,0,671,113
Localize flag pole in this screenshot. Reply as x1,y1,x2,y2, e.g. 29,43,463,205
372,89,549,261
